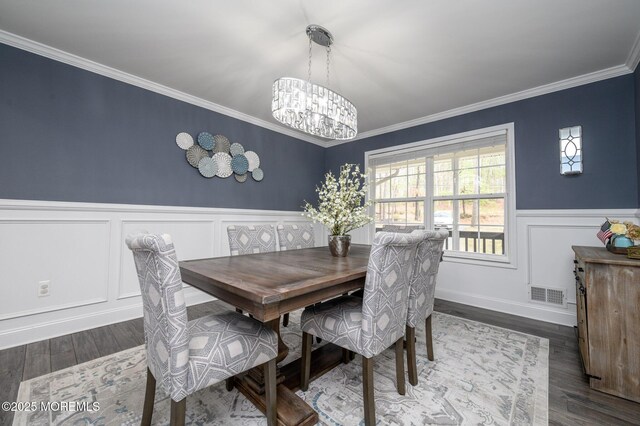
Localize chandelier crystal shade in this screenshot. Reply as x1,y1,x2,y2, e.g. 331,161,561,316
271,26,357,140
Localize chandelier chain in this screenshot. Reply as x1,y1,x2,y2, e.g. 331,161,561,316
308,36,312,82
326,45,331,86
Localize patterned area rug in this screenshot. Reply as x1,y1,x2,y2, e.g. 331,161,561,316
14,312,548,425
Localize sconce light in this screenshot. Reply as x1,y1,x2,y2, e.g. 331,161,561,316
559,126,582,175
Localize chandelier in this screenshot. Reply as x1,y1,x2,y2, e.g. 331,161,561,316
272,25,357,140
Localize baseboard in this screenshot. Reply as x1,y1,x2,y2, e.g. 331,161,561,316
0,288,215,350
435,288,576,327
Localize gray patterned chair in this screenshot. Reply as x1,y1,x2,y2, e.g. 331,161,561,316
380,224,425,233
226,224,292,327
299,232,420,426
276,224,315,328
405,229,448,386
126,233,278,426
276,223,315,250
227,224,277,255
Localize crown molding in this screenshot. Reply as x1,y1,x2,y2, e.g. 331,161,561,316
326,64,633,147
1,29,636,150
0,30,328,147
626,29,640,72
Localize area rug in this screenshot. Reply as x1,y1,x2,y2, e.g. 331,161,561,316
13,311,548,425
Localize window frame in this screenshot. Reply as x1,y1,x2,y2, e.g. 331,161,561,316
364,123,517,268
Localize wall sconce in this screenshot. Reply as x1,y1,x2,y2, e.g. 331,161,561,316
559,126,582,175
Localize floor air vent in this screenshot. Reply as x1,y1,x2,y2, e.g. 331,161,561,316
530,286,566,307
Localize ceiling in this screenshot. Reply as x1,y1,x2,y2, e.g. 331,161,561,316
1,0,639,147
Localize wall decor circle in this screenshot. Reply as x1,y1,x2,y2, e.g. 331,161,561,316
235,173,248,183
231,154,249,175
244,151,260,171
252,167,264,181
176,132,194,150
213,135,230,153
230,142,245,156
197,132,215,150
198,157,218,178
186,145,209,167
213,152,233,178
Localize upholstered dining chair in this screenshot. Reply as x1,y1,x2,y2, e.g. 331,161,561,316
405,229,448,386
299,232,420,426
381,224,424,233
276,223,315,251
226,224,293,328
126,233,278,426
276,224,315,328
227,224,277,255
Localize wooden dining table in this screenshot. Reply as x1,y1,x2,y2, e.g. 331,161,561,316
179,244,371,426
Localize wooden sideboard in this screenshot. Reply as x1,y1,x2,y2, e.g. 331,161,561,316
572,246,640,403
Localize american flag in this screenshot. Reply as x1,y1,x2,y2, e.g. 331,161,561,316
596,219,613,244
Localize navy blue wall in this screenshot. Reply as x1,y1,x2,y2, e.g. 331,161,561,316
635,64,640,204
326,75,638,209
0,43,324,211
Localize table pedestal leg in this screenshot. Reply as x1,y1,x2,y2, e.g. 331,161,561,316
230,318,318,426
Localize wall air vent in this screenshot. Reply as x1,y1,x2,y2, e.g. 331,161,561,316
529,286,566,307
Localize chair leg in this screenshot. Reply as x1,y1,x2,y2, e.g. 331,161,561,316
395,337,406,395
264,358,277,426
426,314,434,361
316,336,322,344
141,368,156,426
300,331,312,391
406,325,418,386
342,348,351,364
282,313,290,327
225,377,234,391
170,398,186,426
362,356,375,426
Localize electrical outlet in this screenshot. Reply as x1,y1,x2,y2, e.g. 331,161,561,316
38,280,50,297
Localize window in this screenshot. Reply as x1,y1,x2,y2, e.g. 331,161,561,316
367,123,516,265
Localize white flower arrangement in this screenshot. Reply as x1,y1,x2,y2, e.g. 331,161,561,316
303,163,373,236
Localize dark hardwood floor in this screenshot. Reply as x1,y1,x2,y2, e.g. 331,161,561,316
1,299,639,425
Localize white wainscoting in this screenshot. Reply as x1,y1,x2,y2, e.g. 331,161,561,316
0,199,637,349
434,209,638,326
0,199,322,350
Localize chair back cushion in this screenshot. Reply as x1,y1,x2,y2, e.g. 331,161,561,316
360,231,420,357
380,224,424,233
276,224,315,250
227,224,277,255
406,230,448,328
126,233,190,401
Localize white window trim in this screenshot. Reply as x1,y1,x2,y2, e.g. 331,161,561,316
364,122,517,269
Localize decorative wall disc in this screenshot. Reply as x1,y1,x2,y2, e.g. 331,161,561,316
234,173,248,183
176,132,194,150
186,145,209,167
231,154,249,175
230,143,245,156
252,167,264,181
197,132,215,150
198,157,218,178
244,151,260,171
213,135,230,153
213,152,233,178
